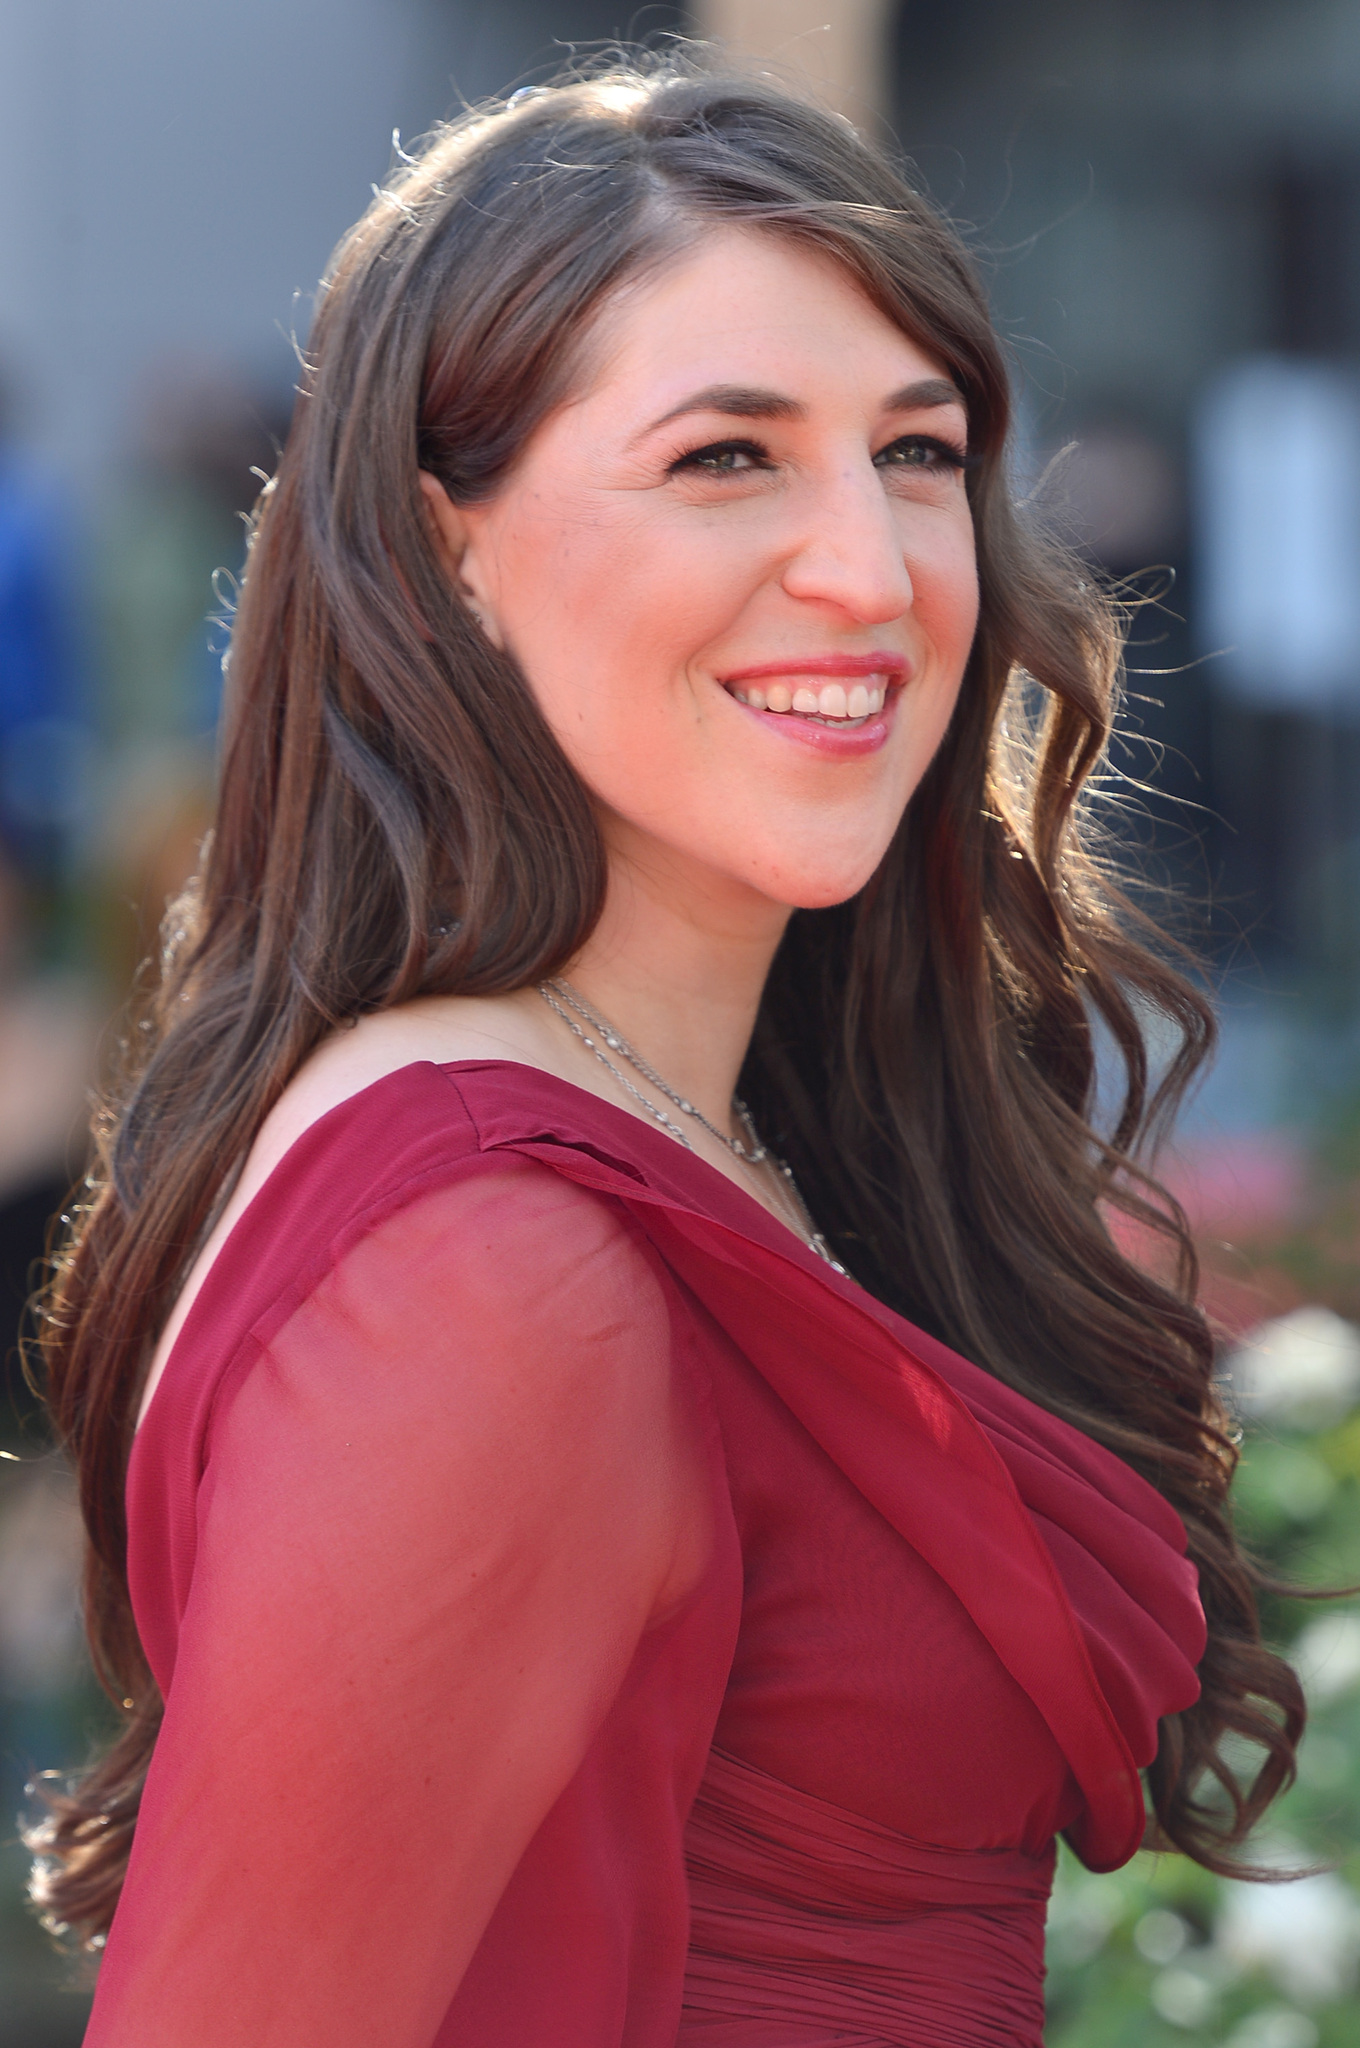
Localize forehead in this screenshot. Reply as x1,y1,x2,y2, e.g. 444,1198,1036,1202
575,224,956,413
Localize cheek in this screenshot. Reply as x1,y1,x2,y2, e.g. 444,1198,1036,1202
491,499,728,697
948,556,981,657
888,526,978,793
490,512,772,789
906,506,980,645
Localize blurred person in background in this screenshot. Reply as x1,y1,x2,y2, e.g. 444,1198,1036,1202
0,370,98,1443
0,370,86,972
94,364,289,993
25,54,1319,2048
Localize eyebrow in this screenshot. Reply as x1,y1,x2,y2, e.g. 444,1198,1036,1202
635,376,966,442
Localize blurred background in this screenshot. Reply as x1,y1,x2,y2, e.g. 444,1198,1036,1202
1,2,1358,2042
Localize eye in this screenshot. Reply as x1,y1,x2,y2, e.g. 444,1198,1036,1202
874,434,973,473
668,438,772,478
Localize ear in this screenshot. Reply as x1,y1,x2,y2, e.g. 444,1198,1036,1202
417,471,503,648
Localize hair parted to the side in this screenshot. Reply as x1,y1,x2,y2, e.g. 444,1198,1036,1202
31,47,1303,1946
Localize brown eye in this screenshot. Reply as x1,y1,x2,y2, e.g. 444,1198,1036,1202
875,435,971,473
670,439,771,477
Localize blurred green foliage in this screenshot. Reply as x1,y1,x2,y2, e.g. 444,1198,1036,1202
1048,1100,1360,2046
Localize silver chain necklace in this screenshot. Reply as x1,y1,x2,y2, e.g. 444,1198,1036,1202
537,977,847,1276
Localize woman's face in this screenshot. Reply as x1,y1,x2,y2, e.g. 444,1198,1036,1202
438,226,980,917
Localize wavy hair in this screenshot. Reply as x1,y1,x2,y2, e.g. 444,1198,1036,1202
32,51,1303,1945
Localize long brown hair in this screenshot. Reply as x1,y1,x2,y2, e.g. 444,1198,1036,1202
33,52,1303,1945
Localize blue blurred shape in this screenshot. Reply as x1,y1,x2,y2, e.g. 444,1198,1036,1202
0,454,85,873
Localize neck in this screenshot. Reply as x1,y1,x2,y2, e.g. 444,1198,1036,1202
565,832,791,1142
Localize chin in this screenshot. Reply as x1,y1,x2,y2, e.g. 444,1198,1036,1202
757,858,891,914
787,883,876,913
738,811,904,912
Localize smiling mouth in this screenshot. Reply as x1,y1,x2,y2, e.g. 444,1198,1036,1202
724,677,892,726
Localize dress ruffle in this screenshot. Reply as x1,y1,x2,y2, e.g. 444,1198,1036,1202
481,1061,1206,1872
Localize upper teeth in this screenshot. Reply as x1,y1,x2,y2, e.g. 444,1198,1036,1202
730,679,888,719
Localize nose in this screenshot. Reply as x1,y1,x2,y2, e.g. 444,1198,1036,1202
779,457,915,624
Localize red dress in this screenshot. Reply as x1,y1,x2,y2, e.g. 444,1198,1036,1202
86,1062,1204,2047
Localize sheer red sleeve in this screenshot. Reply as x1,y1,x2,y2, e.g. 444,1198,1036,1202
86,1161,708,2048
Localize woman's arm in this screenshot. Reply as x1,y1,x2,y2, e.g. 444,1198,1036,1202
86,1161,710,2047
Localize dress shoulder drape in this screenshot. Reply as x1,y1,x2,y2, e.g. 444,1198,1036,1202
86,1061,1205,2048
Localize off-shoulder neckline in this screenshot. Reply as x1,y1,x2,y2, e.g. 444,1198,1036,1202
428,1054,853,1282
135,1054,851,1441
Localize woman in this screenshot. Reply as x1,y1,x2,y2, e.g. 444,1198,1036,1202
34,57,1302,2047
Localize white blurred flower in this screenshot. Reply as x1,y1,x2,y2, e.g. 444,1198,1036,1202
1222,1307,1360,1429
1135,1908,1191,1963
1151,1965,1219,2028
1290,1611,1360,1705
1224,2009,1319,2048
1216,1869,1360,2005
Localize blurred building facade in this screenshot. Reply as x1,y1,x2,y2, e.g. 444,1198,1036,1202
886,0,1360,989
0,0,693,492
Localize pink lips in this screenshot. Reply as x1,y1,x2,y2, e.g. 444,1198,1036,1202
720,651,910,684
719,650,908,759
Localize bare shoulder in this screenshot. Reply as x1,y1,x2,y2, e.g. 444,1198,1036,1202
254,991,562,1180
